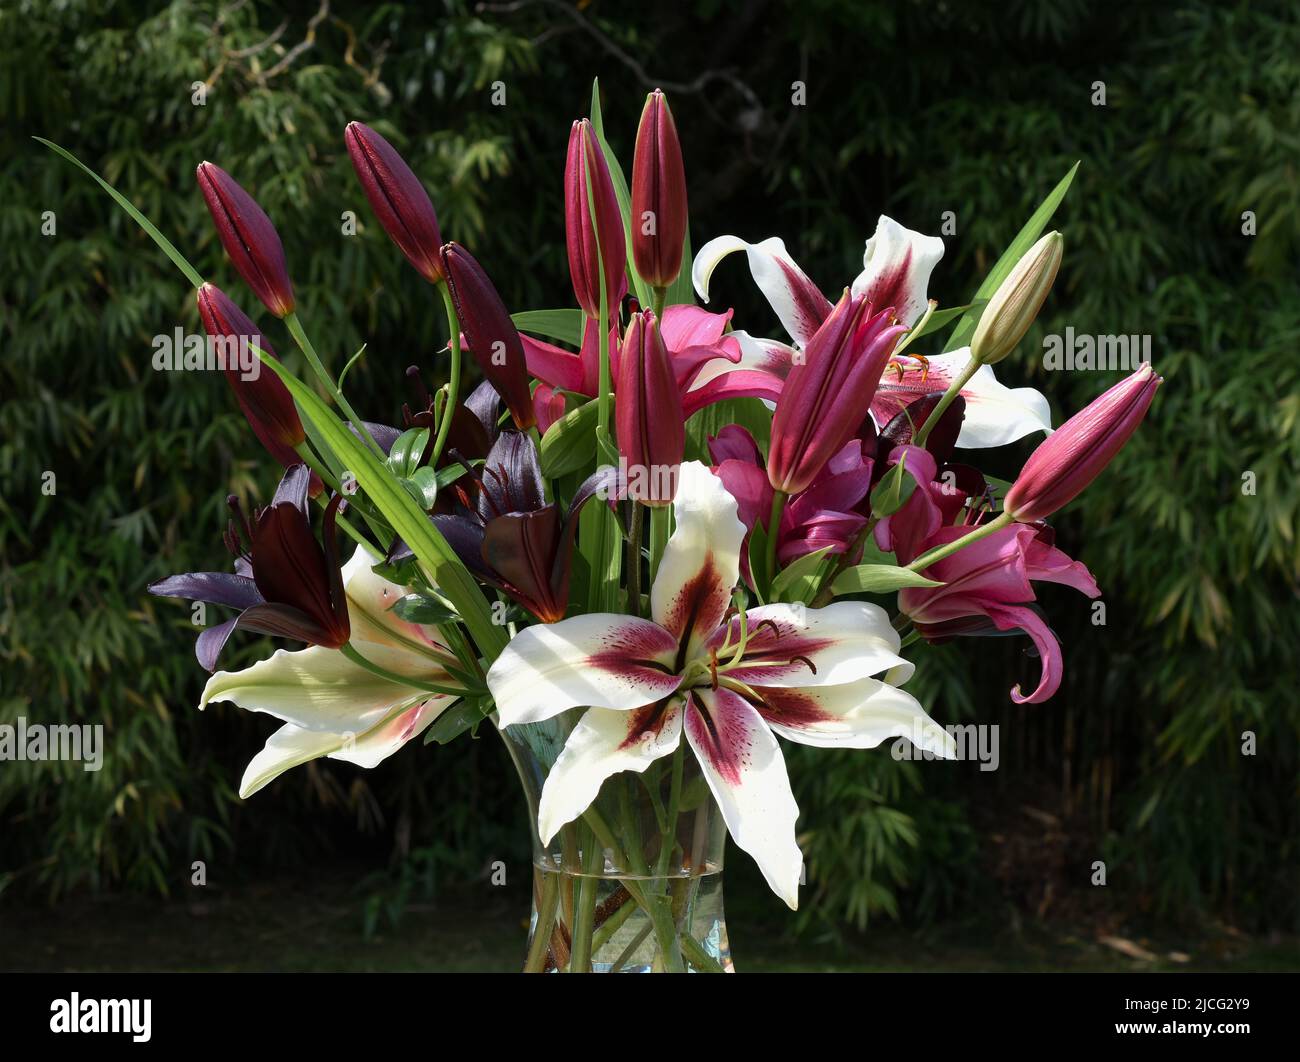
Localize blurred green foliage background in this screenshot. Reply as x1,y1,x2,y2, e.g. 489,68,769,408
1,0,1296,949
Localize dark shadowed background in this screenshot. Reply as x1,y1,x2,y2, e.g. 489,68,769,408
1,0,1297,971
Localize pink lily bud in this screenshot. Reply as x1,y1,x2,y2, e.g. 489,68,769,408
565,119,626,318
440,242,537,431
1005,363,1161,522
616,311,683,505
344,121,444,283
631,89,688,289
196,162,295,318
768,290,907,495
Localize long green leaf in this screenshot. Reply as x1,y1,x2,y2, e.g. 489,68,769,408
590,78,653,308
831,564,943,595
35,136,205,290
260,354,507,658
943,161,1080,352
512,309,583,347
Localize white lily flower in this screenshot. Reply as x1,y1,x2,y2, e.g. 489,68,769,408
486,462,954,909
693,216,1052,448
201,547,465,798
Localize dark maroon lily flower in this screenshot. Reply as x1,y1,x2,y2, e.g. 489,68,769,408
148,465,349,671
631,89,688,289
345,121,445,283
430,431,614,622
196,162,295,318
565,118,626,318
440,242,537,431
768,290,906,496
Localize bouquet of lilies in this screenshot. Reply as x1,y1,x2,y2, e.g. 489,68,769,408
43,81,1158,972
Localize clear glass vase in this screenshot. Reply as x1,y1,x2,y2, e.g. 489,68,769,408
501,711,734,973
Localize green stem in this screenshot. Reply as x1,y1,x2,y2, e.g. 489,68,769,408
523,870,559,973
651,285,667,319
765,490,788,589
431,283,462,467
649,504,671,583
913,358,980,448
627,503,645,617
905,511,1014,572
338,642,471,698
568,827,602,972
283,312,385,460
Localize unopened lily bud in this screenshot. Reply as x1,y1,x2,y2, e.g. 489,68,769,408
1005,362,1160,521
440,243,537,431
345,121,444,283
631,89,688,289
565,119,626,318
196,162,295,318
970,231,1062,366
616,311,683,505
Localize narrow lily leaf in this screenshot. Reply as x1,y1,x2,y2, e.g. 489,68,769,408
664,226,695,308
590,78,653,308
771,545,835,604
390,592,460,626
36,137,206,290
913,301,981,338
747,519,772,603
684,397,773,463
944,161,1080,352
424,695,493,746
258,353,507,658
511,309,583,347
831,564,943,595
539,395,607,478
869,453,917,517
401,466,439,509
387,427,430,478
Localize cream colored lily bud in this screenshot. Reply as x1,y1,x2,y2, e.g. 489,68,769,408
970,231,1063,365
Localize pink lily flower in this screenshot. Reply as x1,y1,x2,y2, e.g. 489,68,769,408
521,305,787,433
879,445,1100,704
692,216,1053,448
709,425,873,576
487,462,953,908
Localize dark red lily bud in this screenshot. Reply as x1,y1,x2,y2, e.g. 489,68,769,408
196,162,295,318
769,290,907,495
440,243,537,431
197,284,320,496
616,311,683,505
631,89,688,289
344,121,444,283
565,119,626,318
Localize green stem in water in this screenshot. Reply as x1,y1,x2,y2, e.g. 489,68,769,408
905,510,1014,572
913,358,980,448
523,870,560,973
430,283,463,468
283,312,385,460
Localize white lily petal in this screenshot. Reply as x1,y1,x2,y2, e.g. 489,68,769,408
685,688,803,910
202,640,450,733
536,699,685,846
239,696,449,798
341,546,456,663
651,461,747,661
716,601,914,688
486,614,682,727
753,676,955,754
850,215,945,327
944,349,1054,448
692,234,831,346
